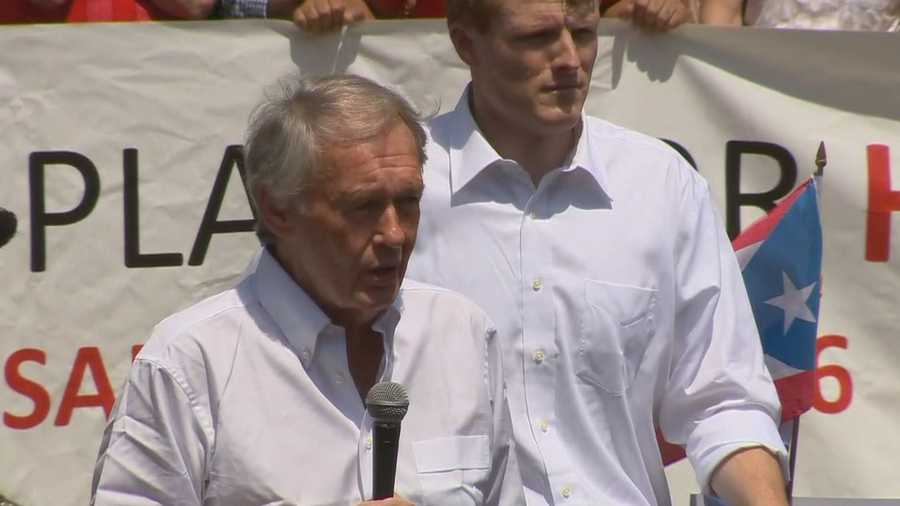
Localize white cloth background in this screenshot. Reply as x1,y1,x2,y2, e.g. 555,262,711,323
0,19,898,505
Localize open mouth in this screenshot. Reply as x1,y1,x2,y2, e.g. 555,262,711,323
367,265,399,284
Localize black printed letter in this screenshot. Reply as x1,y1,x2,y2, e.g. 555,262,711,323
29,151,100,272
725,141,797,239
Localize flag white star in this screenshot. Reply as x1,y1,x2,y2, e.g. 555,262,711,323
765,272,817,334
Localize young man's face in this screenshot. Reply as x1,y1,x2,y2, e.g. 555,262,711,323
264,122,424,328
460,0,600,137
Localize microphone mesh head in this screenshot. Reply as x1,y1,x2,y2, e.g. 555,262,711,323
365,381,409,424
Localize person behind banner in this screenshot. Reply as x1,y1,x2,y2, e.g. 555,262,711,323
219,0,691,34
0,0,215,23
91,74,521,506
218,0,444,32
600,0,693,29
405,0,791,504
700,0,900,30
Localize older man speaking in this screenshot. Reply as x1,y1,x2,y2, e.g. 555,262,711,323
91,75,520,506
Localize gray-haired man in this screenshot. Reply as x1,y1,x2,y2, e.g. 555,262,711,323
92,75,521,506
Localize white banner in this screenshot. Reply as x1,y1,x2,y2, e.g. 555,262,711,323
0,19,898,505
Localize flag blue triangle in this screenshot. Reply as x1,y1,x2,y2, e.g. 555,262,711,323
742,184,822,371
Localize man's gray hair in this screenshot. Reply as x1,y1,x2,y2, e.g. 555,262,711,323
244,74,427,242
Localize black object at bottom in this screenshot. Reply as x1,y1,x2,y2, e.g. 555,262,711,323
372,422,402,500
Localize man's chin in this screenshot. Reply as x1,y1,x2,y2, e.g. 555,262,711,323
535,109,582,133
539,89,585,112
357,285,400,312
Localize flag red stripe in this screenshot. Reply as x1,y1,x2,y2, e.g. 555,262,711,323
732,179,813,251
774,370,816,421
656,428,686,465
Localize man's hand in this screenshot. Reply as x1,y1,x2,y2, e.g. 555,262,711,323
359,495,415,506
710,446,790,506
699,0,743,25
604,0,691,30
293,0,375,32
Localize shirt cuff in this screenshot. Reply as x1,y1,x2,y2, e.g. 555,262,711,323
220,0,268,18
687,408,789,495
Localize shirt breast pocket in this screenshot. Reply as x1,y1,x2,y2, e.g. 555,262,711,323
576,279,658,395
412,435,490,506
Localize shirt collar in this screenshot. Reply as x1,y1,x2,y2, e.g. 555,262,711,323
447,86,504,195
446,84,611,198
566,117,610,197
253,247,404,365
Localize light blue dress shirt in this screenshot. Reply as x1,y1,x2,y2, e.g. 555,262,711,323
92,247,522,505
406,90,788,506
220,0,268,18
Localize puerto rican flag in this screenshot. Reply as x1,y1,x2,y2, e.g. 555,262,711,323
660,177,822,464
733,177,822,421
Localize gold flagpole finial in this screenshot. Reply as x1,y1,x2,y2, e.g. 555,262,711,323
815,141,827,177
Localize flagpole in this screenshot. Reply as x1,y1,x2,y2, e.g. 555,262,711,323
815,141,826,179
785,142,827,504
814,141,827,197
787,418,799,503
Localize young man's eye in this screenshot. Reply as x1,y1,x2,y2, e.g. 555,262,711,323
517,30,555,43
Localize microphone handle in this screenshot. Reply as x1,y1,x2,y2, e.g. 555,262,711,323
372,421,402,500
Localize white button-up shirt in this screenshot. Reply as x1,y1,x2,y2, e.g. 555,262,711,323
406,91,788,506
92,248,522,506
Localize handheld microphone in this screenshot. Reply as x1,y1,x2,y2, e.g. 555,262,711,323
365,381,409,500
0,207,16,248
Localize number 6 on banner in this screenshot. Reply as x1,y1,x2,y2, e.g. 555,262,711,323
814,335,853,414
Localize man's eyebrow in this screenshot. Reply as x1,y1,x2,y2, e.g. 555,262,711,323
337,186,379,202
337,181,423,201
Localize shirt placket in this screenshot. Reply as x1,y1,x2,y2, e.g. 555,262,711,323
357,412,374,501
520,181,579,504
356,314,397,503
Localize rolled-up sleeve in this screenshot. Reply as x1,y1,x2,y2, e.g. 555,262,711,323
659,173,788,494
91,359,213,505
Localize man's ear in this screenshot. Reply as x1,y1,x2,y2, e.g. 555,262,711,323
255,187,295,239
449,23,477,67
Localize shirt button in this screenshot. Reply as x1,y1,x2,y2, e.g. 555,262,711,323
539,420,550,433
365,436,373,450
533,350,545,364
301,348,311,361
561,486,572,498
531,278,543,291
335,372,345,384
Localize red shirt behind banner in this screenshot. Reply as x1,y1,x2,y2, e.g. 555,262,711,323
368,0,445,18
410,0,444,17
1,0,170,23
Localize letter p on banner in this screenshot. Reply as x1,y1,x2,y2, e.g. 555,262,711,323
866,144,900,262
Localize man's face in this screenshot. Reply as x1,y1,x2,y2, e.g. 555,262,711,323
268,122,424,328
460,0,599,136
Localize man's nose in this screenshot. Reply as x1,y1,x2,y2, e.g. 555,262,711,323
375,204,405,247
554,30,580,69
